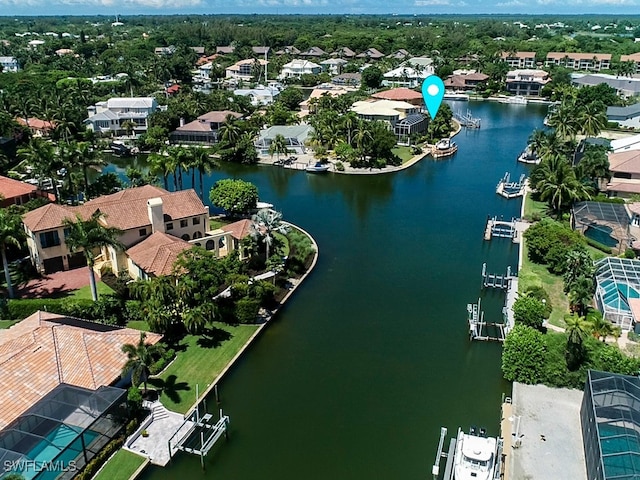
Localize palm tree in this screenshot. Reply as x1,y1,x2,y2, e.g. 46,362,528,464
191,147,218,200
536,156,590,219
268,134,290,164
565,314,591,369
74,141,104,198
590,315,614,342
342,112,358,146
354,121,373,161
18,138,62,201
121,120,136,138
568,276,595,317
62,211,124,301
219,114,242,145
251,209,288,261
121,332,165,393
547,100,580,141
0,209,22,299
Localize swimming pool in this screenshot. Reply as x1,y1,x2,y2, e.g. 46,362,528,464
585,225,619,248
598,423,640,478
599,279,640,311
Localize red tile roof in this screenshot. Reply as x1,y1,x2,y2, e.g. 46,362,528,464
16,117,56,131
609,151,640,175
0,175,37,199
221,219,253,240
0,311,162,428
23,202,79,232
126,231,191,277
372,88,423,102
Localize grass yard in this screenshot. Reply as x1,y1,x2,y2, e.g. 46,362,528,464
127,320,151,332
0,320,18,329
154,322,259,414
69,282,114,299
209,217,232,231
94,449,147,480
392,146,414,164
523,193,548,220
519,243,570,329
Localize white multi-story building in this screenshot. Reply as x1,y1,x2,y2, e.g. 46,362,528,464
500,51,537,69
0,56,19,73
546,52,611,71
84,97,159,134
278,59,322,79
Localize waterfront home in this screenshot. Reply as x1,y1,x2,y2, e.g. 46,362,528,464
606,150,640,198
356,48,385,60
444,72,489,92
0,56,19,72
382,65,432,88
505,69,550,96
332,46,356,58
607,103,640,130
278,59,322,79
16,117,56,137
500,51,537,69
620,53,640,74
169,110,242,144
233,84,281,106
573,74,640,99
351,99,427,141
320,58,348,75
611,134,640,153
545,52,611,71
225,58,268,82
371,87,424,107
299,46,327,58
84,97,159,135
594,258,640,330
0,175,53,207
255,125,312,156
299,84,354,115
22,186,209,275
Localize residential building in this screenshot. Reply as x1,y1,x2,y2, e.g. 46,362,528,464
169,110,242,144
22,185,210,275
387,49,410,60
55,48,74,56
225,58,268,82
154,45,176,56
332,47,356,58
505,69,550,96
255,125,312,156
546,52,612,71
233,84,281,106
216,45,235,55
606,150,640,198
0,175,53,207
620,52,640,74
607,103,640,129
275,46,301,55
611,134,640,153
371,87,424,107
300,46,326,58
299,85,354,115
572,73,640,99
0,56,19,72
197,61,217,80
357,48,385,60
278,59,322,79
382,64,434,88
351,99,421,127
0,311,162,429
16,117,55,137
252,46,270,57
444,72,489,92
320,58,348,75
190,46,205,55
84,97,159,134
500,51,536,69
332,72,361,87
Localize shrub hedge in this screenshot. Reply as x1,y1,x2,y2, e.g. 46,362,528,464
6,298,94,320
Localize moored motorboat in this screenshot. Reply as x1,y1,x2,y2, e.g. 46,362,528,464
306,162,330,173
432,138,458,158
444,91,470,101
453,427,498,480
517,146,540,165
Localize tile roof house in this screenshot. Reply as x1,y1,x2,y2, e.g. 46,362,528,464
84,97,159,134
0,311,162,428
252,46,270,57
126,231,191,278
620,53,640,74
278,59,322,79
320,58,348,75
357,48,385,60
275,46,301,55
505,69,550,96
216,45,235,55
169,110,242,144
332,47,356,58
16,117,56,137
607,150,640,197
0,175,53,207
444,72,489,91
372,88,424,106
387,49,410,60
332,72,361,87
607,103,640,129
22,186,209,276
225,58,268,81
500,51,537,69
299,46,327,58
546,52,612,71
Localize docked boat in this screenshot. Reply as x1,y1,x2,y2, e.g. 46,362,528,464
110,141,134,156
517,146,540,165
444,91,470,101
432,138,458,158
453,427,498,480
500,95,527,105
305,162,330,173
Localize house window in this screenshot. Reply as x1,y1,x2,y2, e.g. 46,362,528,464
63,228,71,239
193,217,201,226
166,222,174,231
139,228,147,237
39,231,60,248
180,219,188,228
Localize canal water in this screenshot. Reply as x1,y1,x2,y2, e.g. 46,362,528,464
130,101,546,480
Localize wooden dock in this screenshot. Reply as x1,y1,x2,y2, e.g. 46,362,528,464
496,173,526,199
453,109,481,128
484,217,530,244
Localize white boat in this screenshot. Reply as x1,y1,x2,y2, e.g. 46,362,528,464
500,95,527,105
432,138,458,158
306,162,330,173
444,91,470,101
517,146,540,165
453,427,498,480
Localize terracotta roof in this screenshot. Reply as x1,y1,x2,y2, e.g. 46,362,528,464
546,52,611,61
195,110,242,124
609,151,640,175
126,231,191,277
0,175,37,199
221,219,253,240
24,186,208,233
501,51,536,59
0,311,162,428
16,117,56,131
372,88,423,101
621,53,640,63
607,182,640,194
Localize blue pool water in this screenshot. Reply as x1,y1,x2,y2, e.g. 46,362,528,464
585,225,619,248
598,424,640,477
600,279,640,310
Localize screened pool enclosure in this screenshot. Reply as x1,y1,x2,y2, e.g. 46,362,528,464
595,257,640,331
572,202,632,254
581,370,640,480
0,384,127,480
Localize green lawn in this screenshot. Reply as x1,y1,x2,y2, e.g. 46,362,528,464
94,449,147,480
69,282,114,299
275,231,290,257
523,193,548,220
127,321,151,332
209,217,232,230
0,320,18,329
154,322,259,414
392,146,414,164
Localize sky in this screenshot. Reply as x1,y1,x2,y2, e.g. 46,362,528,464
0,0,637,17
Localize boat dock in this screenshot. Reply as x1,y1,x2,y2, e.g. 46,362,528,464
496,173,526,199
484,216,530,243
453,110,481,128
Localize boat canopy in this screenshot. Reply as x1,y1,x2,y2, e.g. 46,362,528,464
461,435,496,462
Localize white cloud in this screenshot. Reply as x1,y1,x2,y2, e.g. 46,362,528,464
414,0,451,5
495,0,525,5
0,0,203,7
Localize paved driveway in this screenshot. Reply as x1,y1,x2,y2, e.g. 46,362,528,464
17,267,91,298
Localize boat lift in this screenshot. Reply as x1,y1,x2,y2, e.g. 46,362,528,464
453,110,481,128
496,172,526,199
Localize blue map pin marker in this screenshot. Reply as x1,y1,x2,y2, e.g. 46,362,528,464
422,75,445,120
